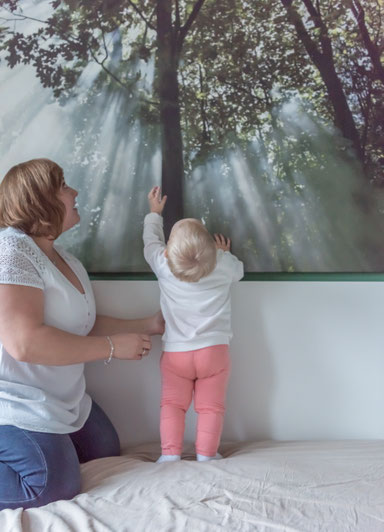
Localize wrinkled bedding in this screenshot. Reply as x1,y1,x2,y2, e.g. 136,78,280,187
0,440,383,531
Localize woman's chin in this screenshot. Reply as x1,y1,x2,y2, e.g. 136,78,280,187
62,215,81,233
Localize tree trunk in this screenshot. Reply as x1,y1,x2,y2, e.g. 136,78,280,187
349,0,384,85
281,0,363,161
156,0,184,239
317,55,363,160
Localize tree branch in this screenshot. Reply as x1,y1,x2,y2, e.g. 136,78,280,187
301,0,319,21
374,0,382,43
1,6,133,93
198,62,209,140
300,0,332,57
127,0,156,31
89,50,134,92
178,0,205,50
96,12,109,66
175,0,181,32
349,0,384,84
281,0,324,65
0,16,25,22
220,77,265,105
0,8,49,27
141,6,156,46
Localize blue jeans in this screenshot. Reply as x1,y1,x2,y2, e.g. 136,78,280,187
0,401,120,510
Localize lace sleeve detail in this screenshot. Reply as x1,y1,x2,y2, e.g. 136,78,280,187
0,232,44,290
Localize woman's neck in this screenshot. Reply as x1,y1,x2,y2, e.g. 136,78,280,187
31,235,56,261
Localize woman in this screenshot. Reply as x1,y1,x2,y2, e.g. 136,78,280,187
0,158,163,510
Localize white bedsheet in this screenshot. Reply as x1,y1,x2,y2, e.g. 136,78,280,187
0,441,383,531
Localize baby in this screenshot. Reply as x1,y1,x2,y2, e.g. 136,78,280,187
143,186,244,462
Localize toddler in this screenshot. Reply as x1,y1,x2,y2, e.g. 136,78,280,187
143,187,244,462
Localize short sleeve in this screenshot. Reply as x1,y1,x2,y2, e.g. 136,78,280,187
0,236,44,290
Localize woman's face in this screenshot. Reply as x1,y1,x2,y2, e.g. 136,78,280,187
57,180,80,233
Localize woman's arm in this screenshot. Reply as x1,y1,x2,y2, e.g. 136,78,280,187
89,311,164,337
0,285,151,366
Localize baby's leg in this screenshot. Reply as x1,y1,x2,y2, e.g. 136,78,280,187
160,351,195,457
194,345,231,459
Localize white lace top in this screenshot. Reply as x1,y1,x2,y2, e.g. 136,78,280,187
0,227,95,434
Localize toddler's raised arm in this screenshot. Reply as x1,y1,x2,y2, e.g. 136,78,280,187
214,233,244,282
143,187,168,273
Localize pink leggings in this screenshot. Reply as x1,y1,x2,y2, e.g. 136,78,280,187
160,345,230,456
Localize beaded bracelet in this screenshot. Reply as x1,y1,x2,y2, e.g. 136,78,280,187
104,336,115,365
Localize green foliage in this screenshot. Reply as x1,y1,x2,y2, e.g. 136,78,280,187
179,0,383,180
0,0,383,180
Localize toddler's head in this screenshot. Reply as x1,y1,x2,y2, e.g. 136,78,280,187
166,218,217,282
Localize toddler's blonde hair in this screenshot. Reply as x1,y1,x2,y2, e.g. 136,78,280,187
167,219,217,282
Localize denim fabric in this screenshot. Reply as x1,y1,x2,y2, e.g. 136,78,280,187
0,401,120,510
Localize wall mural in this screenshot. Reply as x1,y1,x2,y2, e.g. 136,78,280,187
0,0,383,273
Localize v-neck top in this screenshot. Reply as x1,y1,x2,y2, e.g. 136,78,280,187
0,227,95,433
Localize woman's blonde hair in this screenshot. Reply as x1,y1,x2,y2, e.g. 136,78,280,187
167,219,217,282
0,158,65,238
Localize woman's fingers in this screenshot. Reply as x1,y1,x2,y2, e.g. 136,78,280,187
141,338,151,350
139,335,151,358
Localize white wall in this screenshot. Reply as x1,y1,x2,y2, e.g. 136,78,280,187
85,281,384,446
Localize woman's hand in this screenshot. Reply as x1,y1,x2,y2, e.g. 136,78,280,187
148,186,167,215
111,333,152,361
214,233,231,252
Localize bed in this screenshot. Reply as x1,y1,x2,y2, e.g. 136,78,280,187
0,440,383,531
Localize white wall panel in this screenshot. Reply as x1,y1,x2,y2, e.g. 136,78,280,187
85,281,384,446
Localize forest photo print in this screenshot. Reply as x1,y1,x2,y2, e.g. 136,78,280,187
0,0,383,272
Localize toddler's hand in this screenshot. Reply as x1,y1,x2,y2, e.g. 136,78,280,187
214,233,231,251
148,186,167,215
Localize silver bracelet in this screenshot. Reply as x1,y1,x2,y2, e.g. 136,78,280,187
104,336,115,365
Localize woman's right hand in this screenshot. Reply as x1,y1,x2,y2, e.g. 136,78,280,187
111,333,152,361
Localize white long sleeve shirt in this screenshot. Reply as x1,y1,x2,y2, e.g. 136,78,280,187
143,213,244,352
